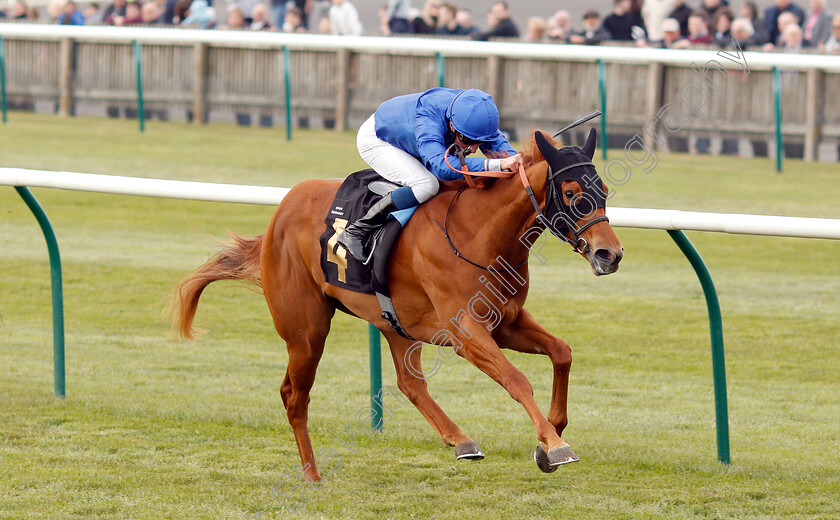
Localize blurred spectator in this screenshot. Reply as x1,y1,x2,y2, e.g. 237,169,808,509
668,0,693,35
0,6,5,17
11,0,30,19
233,0,260,23
546,10,572,42
318,12,331,32
139,0,161,23
713,7,734,44
310,0,331,31
378,4,391,34
603,0,639,40
475,1,519,40
764,0,804,45
803,0,832,46
282,5,305,31
384,0,412,34
525,16,548,42
700,0,728,26
119,1,141,23
286,0,307,29
58,0,85,23
740,1,769,43
103,0,126,23
437,3,466,35
730,17,758,45
570,10,611,44
643,0,676,40
83,2,102,22
763,10,798,47
271,0,285,33
162,0,178,23
455,8,480,37
329,0,363,35
823,14,840,51
781,21,806,50
412,0,439,33
48,0,65,21
250,3,273,29
173,0,192,22
639,16,685,45
672,10,713,45
180,0,215,28
220,5,248,28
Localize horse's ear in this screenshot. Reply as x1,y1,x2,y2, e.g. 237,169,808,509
582,128,597,160
535,131,562,165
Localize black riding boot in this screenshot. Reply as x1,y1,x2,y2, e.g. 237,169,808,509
337,194,397,262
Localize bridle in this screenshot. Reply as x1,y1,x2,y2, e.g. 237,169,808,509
442,144,609,257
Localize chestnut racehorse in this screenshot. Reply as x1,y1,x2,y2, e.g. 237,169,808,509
171,130,623,480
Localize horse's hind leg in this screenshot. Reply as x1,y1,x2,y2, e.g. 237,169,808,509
383,331,483,459
263,268,334,482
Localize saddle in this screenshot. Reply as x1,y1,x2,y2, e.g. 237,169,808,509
319,169,417,339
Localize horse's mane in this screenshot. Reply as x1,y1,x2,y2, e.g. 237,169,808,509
520,130,564,169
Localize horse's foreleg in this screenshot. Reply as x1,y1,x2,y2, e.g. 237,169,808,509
458,318,577,469
496,309,572,438
383,331,483,459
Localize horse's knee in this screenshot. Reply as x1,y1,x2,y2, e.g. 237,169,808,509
549,338,572,372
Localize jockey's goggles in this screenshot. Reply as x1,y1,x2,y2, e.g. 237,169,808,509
455,131,488,147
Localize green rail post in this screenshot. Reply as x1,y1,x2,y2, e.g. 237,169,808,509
369,324,383,431
772,66,782,173
1,35,8,124
597,59,607,160
14,187,66,398
283,46,292,142
133,40,145,133
436,52,445,88
667,230,730,464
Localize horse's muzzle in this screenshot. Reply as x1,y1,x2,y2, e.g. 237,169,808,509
590,247,623,276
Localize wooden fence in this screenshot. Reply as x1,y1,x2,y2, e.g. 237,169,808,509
1,25,839,160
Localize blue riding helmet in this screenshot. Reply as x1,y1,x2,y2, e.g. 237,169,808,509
445,89,500,142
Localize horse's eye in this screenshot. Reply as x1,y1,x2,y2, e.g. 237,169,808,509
564,190,575,199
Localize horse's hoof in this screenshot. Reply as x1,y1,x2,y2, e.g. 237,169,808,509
455,440,485,460
534,445,557,473
548,444,579,467
534,444,579,472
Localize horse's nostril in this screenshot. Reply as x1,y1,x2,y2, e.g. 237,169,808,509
595,249,613,262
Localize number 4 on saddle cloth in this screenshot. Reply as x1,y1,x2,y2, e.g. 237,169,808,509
319,169,418,339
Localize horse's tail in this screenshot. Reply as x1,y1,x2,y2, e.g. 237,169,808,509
169,233,264,340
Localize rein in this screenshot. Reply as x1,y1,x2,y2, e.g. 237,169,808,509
432,186,529,274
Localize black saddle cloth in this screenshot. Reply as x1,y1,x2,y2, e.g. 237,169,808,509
319,169,404,295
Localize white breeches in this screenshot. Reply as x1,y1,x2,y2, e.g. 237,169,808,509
356,114,440,203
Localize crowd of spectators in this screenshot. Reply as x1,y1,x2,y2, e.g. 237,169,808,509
1,0,838,52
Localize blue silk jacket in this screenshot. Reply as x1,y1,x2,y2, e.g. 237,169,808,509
373,88,517,181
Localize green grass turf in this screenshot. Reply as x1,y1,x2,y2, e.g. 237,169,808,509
1,113,839,519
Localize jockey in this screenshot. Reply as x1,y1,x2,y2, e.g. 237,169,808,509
338,87,523,261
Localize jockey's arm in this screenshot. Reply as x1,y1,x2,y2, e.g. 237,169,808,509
416,128,520,180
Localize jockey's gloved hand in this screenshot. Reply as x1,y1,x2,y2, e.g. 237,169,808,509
500,154,523,172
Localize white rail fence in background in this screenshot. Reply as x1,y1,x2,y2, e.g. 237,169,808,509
3,168,840,238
